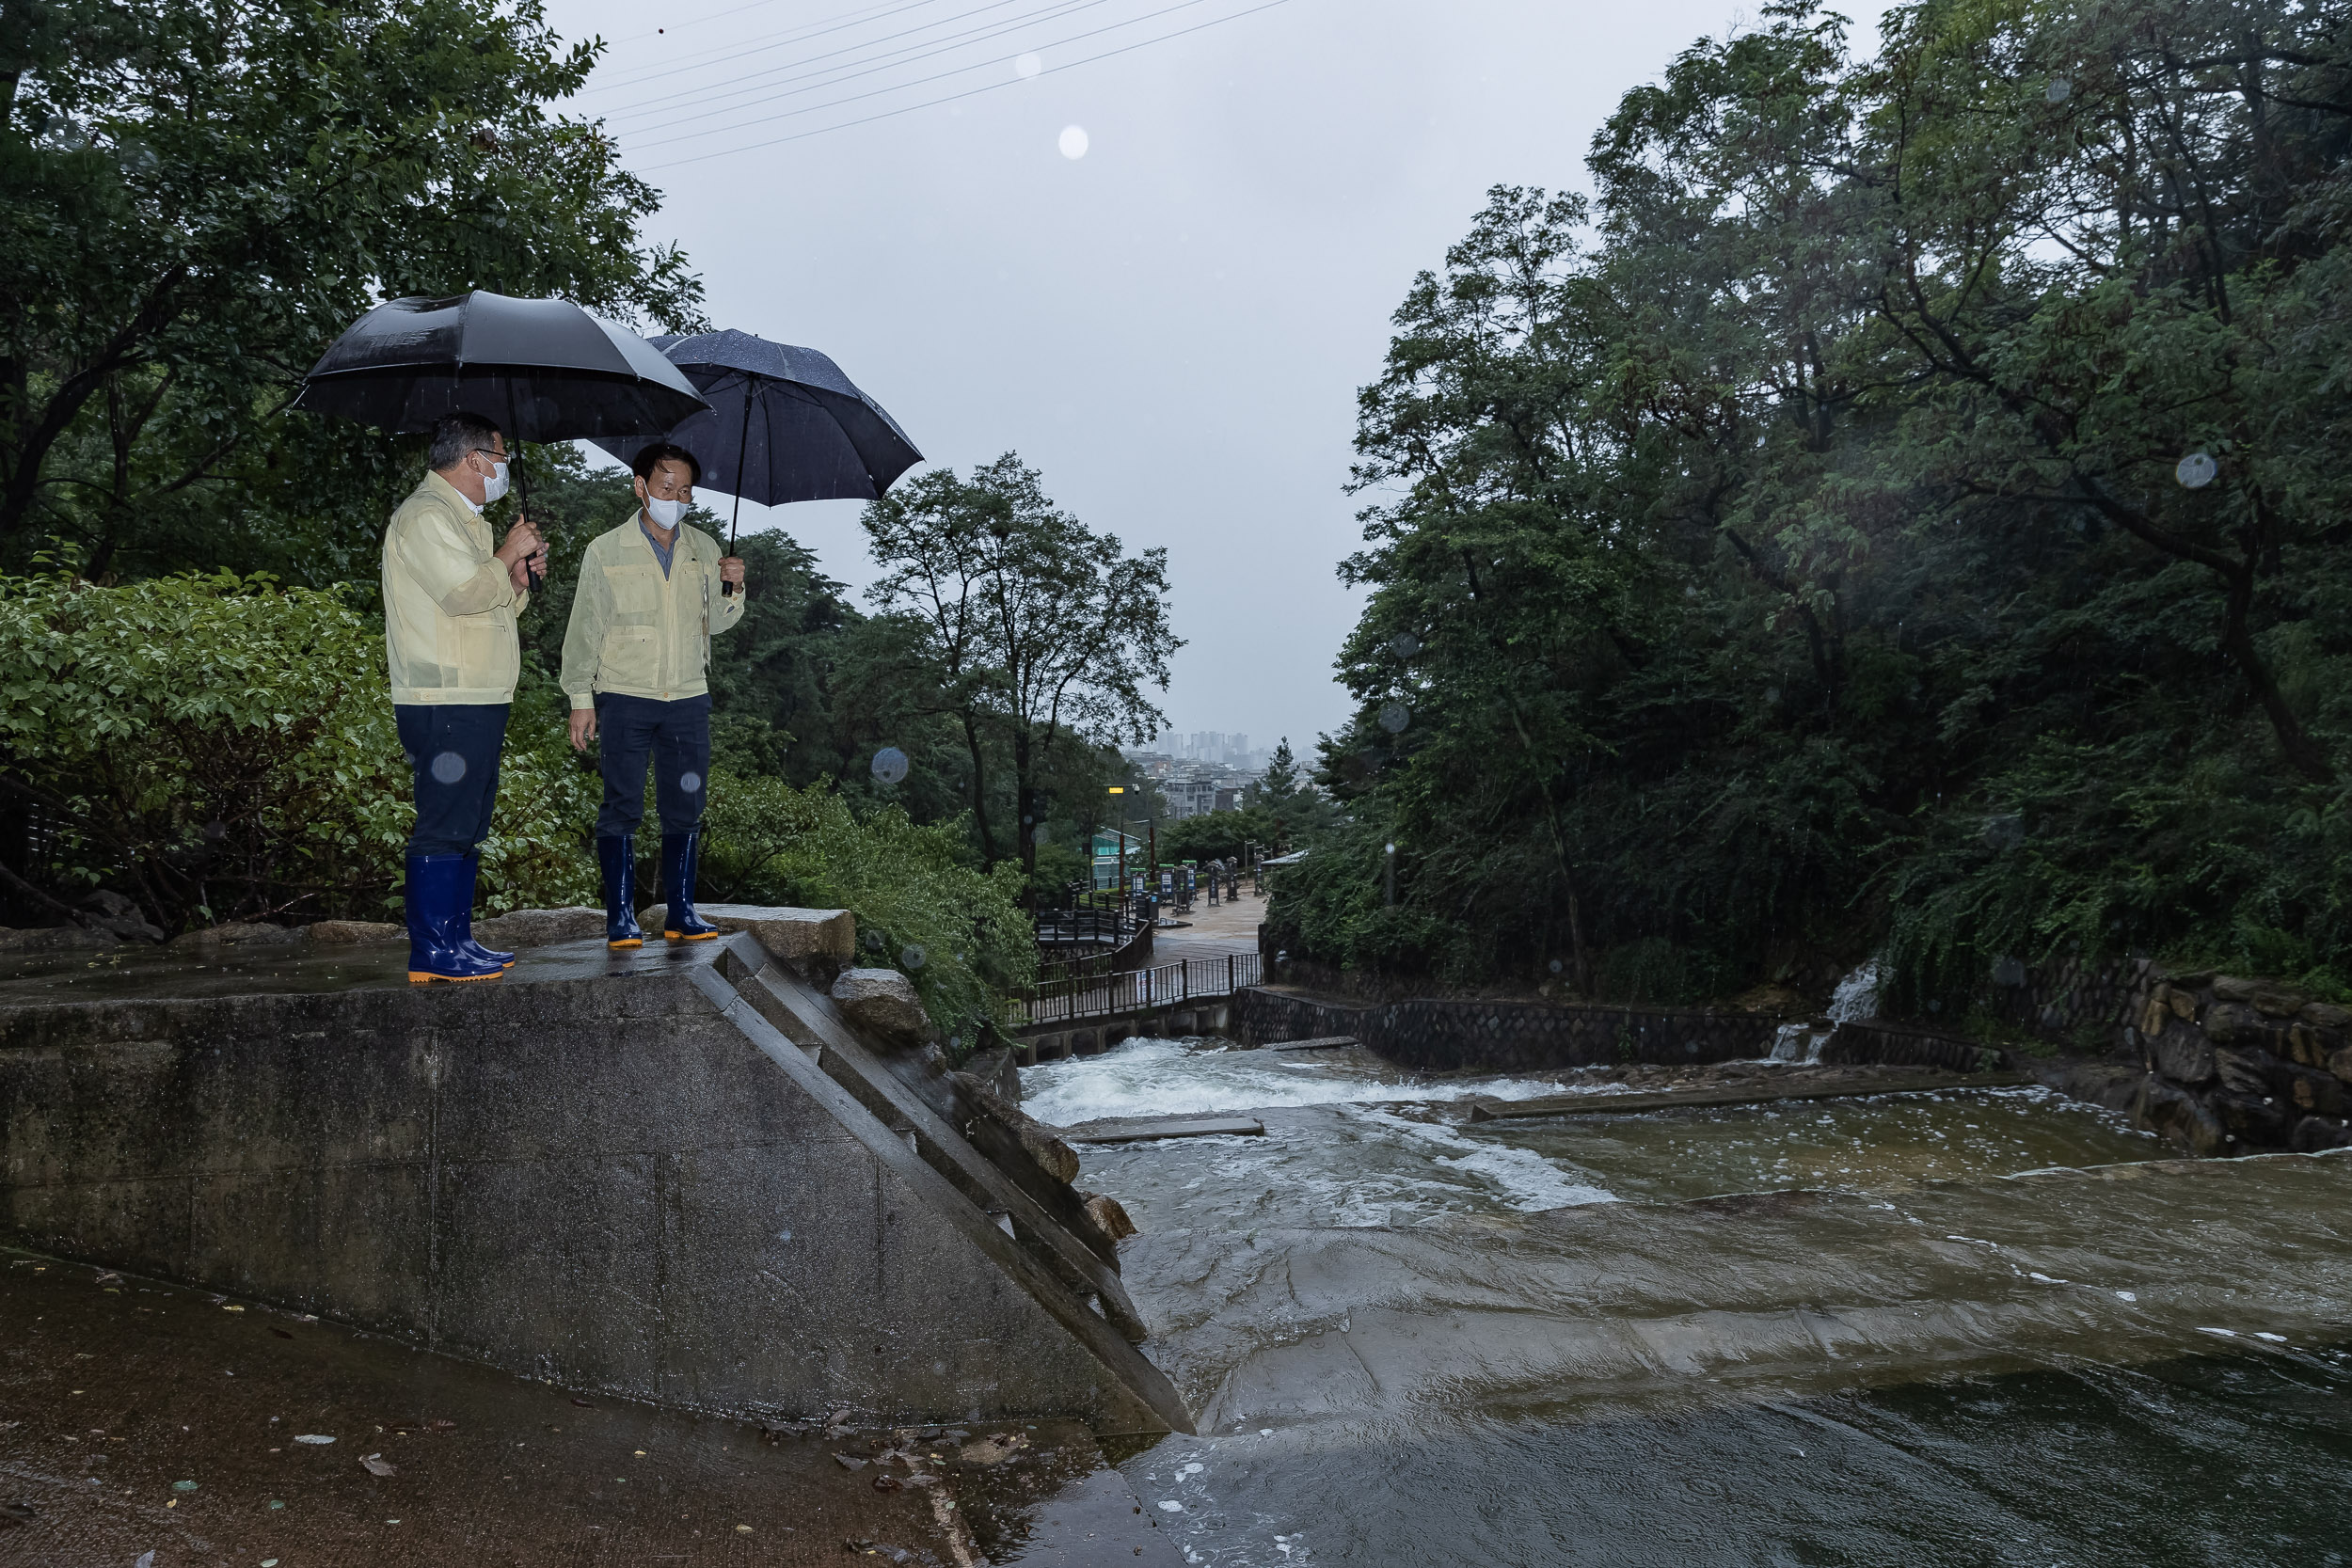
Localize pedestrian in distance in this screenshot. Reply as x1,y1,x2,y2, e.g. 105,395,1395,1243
562,441,747,947
382,414,548,984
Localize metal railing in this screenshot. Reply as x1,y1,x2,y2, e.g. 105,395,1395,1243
1018,952,1264,1026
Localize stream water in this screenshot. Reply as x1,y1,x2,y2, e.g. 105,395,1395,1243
1027,1038,2352,1567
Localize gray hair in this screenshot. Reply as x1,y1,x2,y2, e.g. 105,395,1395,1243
428,413,503,472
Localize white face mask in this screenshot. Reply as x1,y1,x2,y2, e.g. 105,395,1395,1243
479,456,510,504
644,495,687,528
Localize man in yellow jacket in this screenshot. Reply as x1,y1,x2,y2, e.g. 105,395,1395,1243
382,413,548,983
561,441,746,946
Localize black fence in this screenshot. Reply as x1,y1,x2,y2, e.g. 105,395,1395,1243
1019,953,1263,1026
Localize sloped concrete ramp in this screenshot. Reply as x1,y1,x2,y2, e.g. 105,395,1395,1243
0,917,1190,1434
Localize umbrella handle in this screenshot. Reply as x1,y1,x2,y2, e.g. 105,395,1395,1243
722,385,752,595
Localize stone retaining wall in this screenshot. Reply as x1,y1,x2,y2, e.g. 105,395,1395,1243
2057,971,2352,1157
1234,988,1780,1070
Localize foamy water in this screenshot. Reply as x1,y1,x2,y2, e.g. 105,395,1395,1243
1018,1037,1608,1126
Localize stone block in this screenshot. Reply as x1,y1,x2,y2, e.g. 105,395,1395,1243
2168,987,2200,1020
470,906,605,949
2133,1076,2227,1155
2212,1048,2277,1099
830,967,930,1044
2147,1021,2217,1086
658,905,856,979
2201,1001,2265,1045
2284,1067,2346,1117
2300,1002,2352,1031
2060,1064,2144,1115
0,925,118,954
2284,1023,2332,1069
2207,1091,2292,1146
308,919,403,944
2331,1045,2352,1086
2213,975,2309,1017
2291,1116,2352,1152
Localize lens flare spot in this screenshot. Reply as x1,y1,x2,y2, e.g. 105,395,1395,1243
1014,51,1042,79
1058,124,1089,160
429,752,467,784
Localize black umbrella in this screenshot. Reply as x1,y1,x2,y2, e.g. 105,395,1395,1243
592,328,922,594
295,291,709,587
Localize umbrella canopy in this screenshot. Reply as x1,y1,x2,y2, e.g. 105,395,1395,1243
592,329,922,506
293,291,707,440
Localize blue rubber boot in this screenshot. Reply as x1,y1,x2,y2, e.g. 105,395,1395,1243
460,848,516,969
661,831,719,941
405,854,507,984
599,834,643,948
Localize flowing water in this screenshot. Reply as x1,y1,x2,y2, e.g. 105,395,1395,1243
1028,1038,2352,1567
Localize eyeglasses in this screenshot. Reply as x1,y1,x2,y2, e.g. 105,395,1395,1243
473,446,508,463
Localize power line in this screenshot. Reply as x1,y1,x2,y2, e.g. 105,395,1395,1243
596,0,1110,125
602,0,799,48
639,0,1296,169
626,0,1254,154
587,0,960,92
599,0,1116,131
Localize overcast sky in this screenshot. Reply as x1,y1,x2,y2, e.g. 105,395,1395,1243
541,0,1892,755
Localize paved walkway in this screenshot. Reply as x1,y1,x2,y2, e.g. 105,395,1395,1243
1152,888,1265,963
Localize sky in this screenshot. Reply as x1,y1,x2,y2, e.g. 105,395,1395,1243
540,0,1893,755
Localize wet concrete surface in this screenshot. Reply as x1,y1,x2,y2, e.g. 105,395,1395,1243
0,936,722,1006
0,1250,1182,1567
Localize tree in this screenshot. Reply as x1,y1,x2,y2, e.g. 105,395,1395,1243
1287,0,2352,1005
0,0,704,581
862,453,1181,885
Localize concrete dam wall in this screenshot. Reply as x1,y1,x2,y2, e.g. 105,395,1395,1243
0,915,1190,1435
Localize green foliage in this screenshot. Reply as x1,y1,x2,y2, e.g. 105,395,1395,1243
692,770,1036,1049
0,570,593,930
1287,0,2352,1007
2,0,704,583
1159,805,1276,864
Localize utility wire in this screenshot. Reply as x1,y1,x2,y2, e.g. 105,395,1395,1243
627,0,1256,153
639,0,1295,168
599,0,1116,131
587,0,960,92
601,0,798,47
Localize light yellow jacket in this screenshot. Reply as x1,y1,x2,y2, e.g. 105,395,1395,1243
559,511,745,709
381,469,530,705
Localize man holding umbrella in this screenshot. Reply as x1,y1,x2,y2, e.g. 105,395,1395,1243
561,441,747,947
383,414,549,984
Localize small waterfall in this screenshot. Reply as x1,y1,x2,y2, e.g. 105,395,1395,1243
1827,960,1882,1024
1768,1021,1833,1064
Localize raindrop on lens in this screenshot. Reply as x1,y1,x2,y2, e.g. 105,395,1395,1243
1763,688,1782,706
2175,451,2217,489
1390,633,1419,658
2046,77,2072,103
870,747,909,785
679,771,702,794
430,752,467,784
1014,51,1042,79
1058,124,1089,160
1378,702,1410,734
900,944,927,971
1549,958,1564,974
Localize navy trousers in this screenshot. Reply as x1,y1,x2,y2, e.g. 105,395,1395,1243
596,691,711,837
396,703,508,856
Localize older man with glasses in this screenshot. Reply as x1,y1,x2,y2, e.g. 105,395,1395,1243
561,441,746,948
381,413,548,984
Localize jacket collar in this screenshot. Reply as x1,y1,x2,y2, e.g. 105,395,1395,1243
421,467,484,516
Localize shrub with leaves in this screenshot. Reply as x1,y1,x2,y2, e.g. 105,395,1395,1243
0,571,595,931
694,769,1036,1051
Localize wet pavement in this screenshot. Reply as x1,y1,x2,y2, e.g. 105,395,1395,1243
0,936,720,1006
0,1251,1181,1567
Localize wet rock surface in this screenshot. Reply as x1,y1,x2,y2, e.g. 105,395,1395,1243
831,967,930,1045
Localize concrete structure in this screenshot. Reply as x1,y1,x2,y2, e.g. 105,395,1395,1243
0,912,1191,1434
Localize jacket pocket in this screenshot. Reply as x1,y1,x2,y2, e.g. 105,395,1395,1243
597,624,659,689
604,562,662,619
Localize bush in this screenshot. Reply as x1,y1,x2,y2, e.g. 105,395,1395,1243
0,571,594,931
693,770,1035,1050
